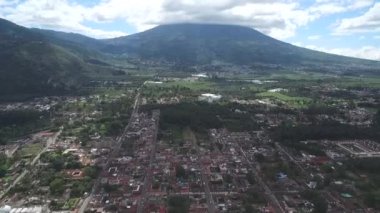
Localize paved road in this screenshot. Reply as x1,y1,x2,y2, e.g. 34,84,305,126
78,87,143,213
239,147,285,213
275,142,307,175
31,130,61,166
136,110,160,213
78,195,92,213
187,128,216,213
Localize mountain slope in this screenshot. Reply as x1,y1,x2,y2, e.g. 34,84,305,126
0,19,102,99
1,19,379,100
31,28,107,58
103,24,380,71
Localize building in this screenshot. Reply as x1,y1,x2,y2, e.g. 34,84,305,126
199,94,222,103
0,205,50,213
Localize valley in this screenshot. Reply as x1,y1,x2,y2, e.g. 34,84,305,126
0,71,379,212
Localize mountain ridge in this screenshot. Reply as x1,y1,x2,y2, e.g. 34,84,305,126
0,18,379,100
0,18,111,100
102,23,380,70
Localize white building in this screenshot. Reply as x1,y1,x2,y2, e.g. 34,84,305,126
0,205,50,213
199,93,222,103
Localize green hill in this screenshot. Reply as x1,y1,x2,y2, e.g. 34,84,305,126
0,19,112,100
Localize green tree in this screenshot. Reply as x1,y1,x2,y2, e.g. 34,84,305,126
302,190,328,213
364,191,380,209
374,109,380,127
0,154,8,177
176,165,187,179
52,157,64,171
168,196,190,213
50,178,65,195
83,166,99,179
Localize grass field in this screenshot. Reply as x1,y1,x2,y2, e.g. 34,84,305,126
335,77,380,88
266,72,336,80
257,92,312,108
147,80,216,91
63,198,80,210
18,143,44,158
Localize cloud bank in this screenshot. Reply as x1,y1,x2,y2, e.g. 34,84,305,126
0,0,375,39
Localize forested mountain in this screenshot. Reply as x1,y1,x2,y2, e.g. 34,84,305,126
0,19,379,99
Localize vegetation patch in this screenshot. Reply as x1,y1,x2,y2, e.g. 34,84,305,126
257,92,312,108
62,198,80,210
18,142,44,158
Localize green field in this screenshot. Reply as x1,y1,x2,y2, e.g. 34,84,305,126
62,198,80,210
18,143,44,158
257,92,312,108
335,77,380,88
146,80,215,91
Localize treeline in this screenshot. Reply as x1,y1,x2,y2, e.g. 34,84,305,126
271,121,380,142
347,158,380,174
0,110,49,144
141,102,260,132
301,104,340,115
0,110,47,126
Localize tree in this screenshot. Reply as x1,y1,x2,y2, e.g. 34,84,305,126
83,166,99,179
374,109,380,127
65,155,81,169
0,136,6,145
50,178,65,195
52,157,64,171
246,172,255,185
176,165,187,179
254,153,265,163
106,121,123,136
168,196,190,213
225,174,233,184
364,191,380,209
0,167,7,178
301,190,328,213
103,183,118,193
0,154,9,177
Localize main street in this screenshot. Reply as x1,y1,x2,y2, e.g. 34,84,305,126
136,110,160,213
187,128,216,213
239,146,285,213
79,85,143,213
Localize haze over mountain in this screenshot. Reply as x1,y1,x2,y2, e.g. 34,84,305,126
103,23,379,70
0,18,379,99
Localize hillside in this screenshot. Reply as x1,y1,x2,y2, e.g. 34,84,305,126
1,19,379,100
0,19,110,100
31,28,107,58
103,24,380,72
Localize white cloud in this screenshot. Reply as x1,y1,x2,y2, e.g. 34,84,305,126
0,0,374,40
294,42,380,61
88,0,165,32
85,0,313,39
307,35,321,40
310,0,374,16
0,0,128,38
325,46,380,61
0,0,376,40
334,2,380,35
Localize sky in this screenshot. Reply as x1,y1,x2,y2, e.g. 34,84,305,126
0,0,379,61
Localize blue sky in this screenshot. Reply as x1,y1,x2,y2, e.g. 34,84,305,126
0,0,379,60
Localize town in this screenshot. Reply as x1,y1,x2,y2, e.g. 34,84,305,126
0,73,379,213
